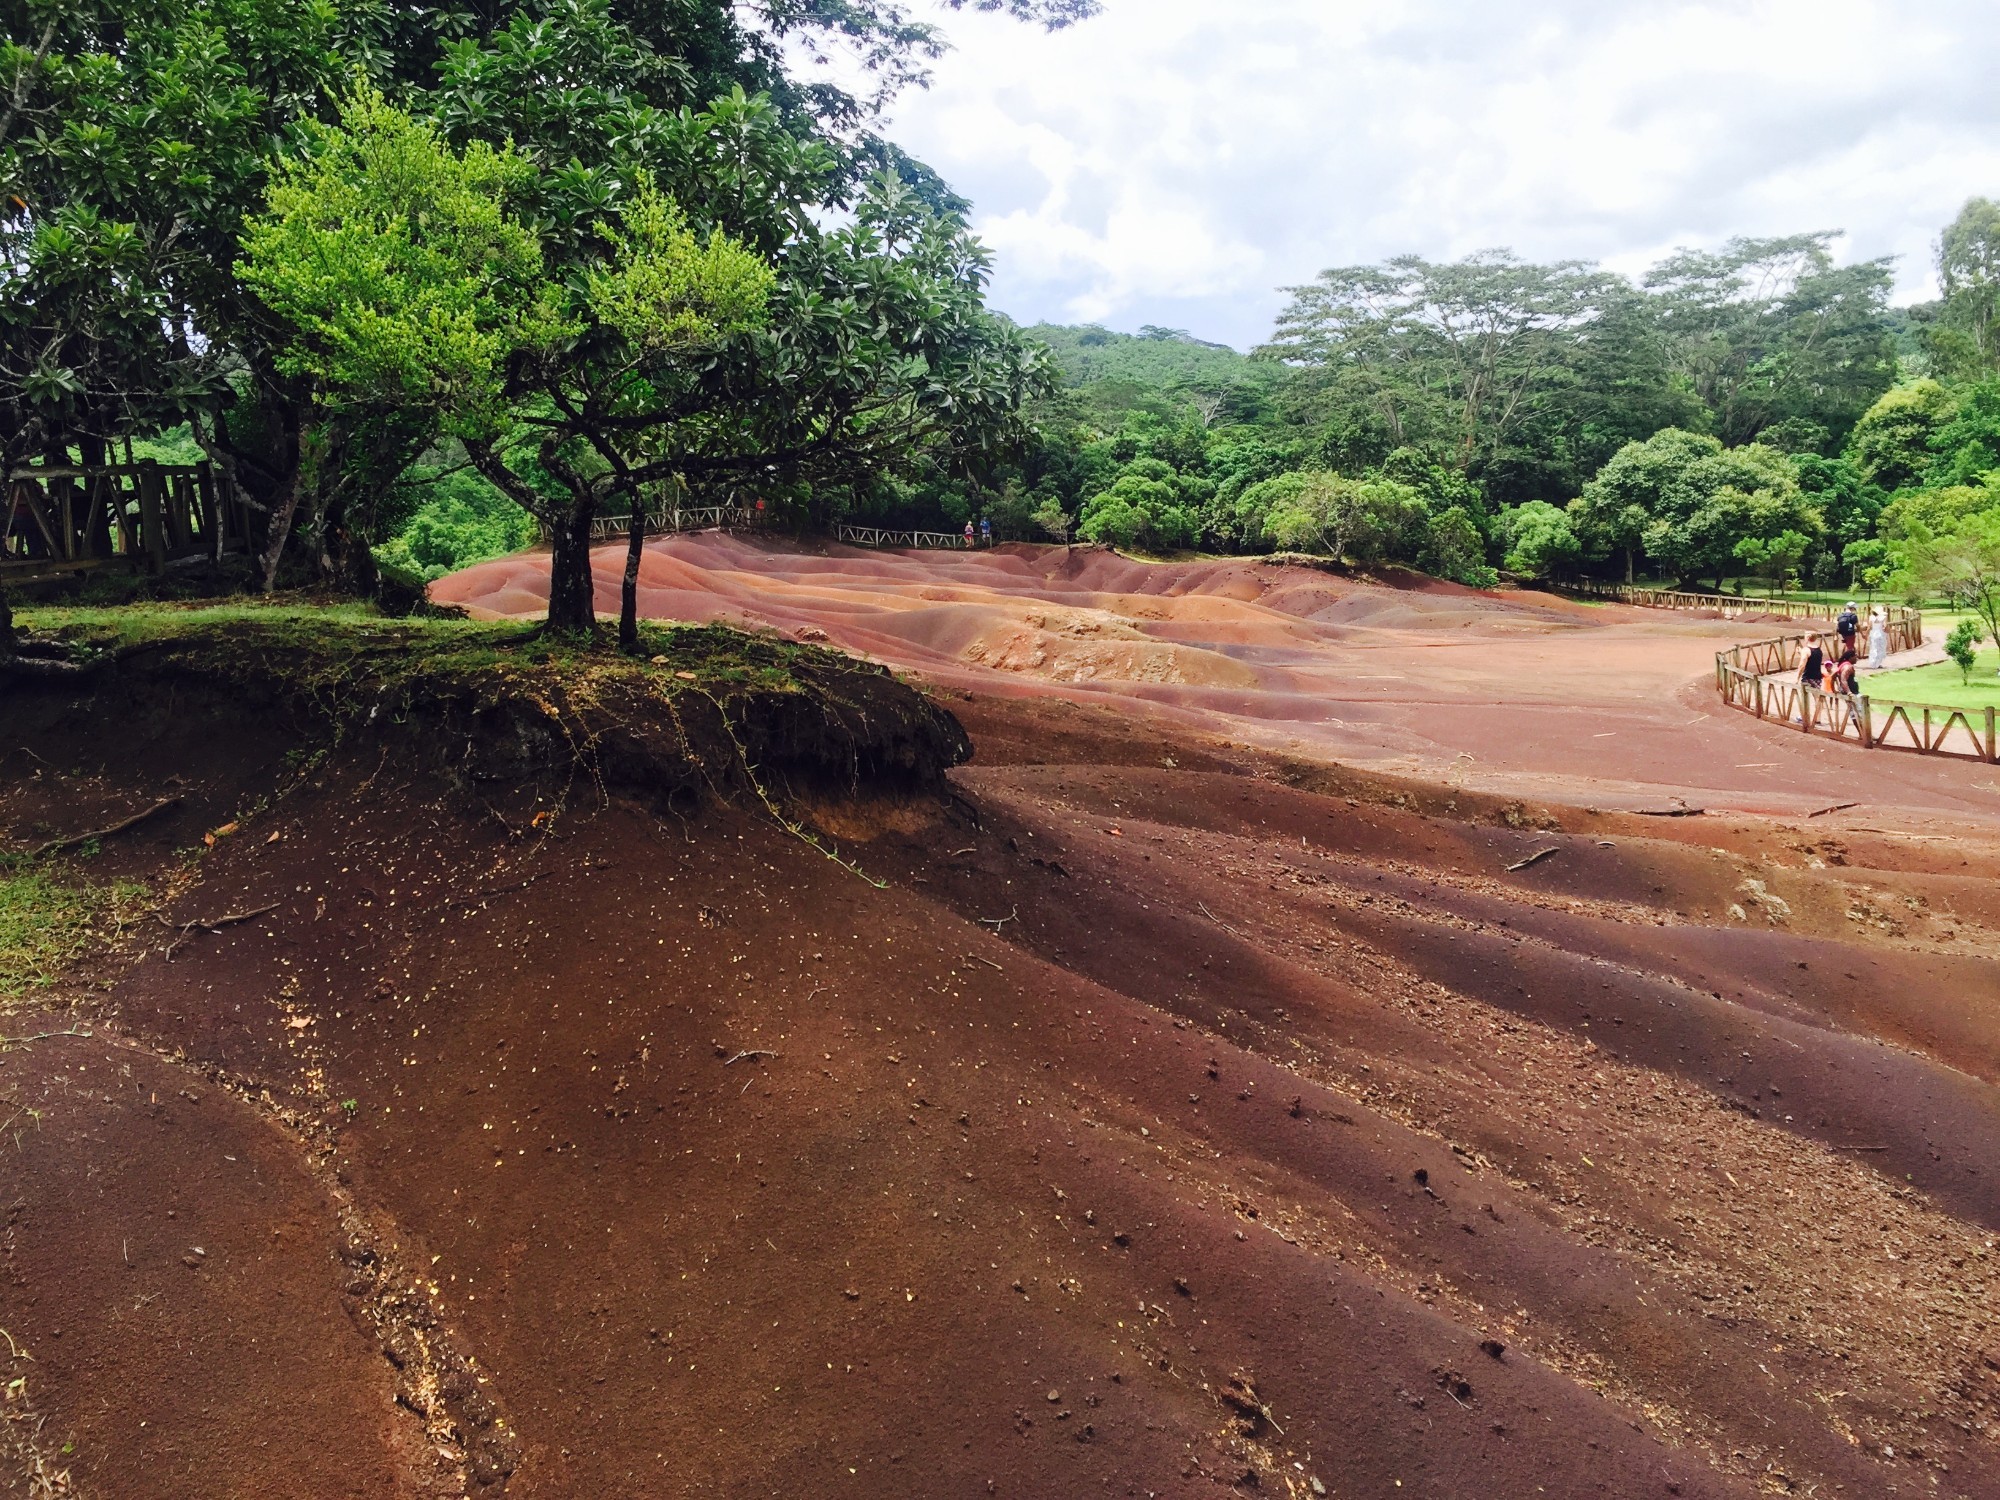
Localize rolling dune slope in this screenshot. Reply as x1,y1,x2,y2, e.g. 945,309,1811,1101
439,536,1982,821
5,552,1998,1498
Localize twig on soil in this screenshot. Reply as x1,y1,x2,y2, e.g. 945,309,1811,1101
1631,805,1705,818
1506,847,1559,872
0,1095,41,1134
966,954,1004,971
156,902,281,958
168,902,281,933
477,797,524,839
978,906,1018,932
0,1027,92,1047
1807,801,1860,818
723,1050,778,1065
948,846,976,856
1197,901,1238,935
28,795,179,858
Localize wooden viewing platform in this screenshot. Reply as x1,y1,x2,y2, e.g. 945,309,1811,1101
1589,582,1989,765
1706,612,2000,764
546,505,765,543
2,461,255,584
1569,580,1860,621
833,523,979,550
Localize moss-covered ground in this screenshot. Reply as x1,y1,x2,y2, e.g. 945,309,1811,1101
0,864,148,1008
17,597,831,708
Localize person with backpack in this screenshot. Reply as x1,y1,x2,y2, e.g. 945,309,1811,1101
1836,602,1860,658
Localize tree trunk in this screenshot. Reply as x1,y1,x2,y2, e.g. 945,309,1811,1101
618,493,647,654
317,474,381,598
258,464,305,592
0,578,14,657
547,501,598,637
1623,545,1634,585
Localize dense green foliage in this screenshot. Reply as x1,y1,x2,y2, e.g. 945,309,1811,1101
905,203,2000,608
0,0,1080,632
373,466,535,581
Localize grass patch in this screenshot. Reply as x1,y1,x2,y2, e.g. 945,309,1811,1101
1862,648,2000,711
0,865,148,1005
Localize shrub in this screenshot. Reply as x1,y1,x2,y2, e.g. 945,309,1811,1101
1946,618,1985,683
1496,501,1582,579
375,469,536,581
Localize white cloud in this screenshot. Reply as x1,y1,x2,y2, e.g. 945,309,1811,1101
861,0,2000,347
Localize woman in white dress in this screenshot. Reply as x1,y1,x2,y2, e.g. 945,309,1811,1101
1867,605,1889,669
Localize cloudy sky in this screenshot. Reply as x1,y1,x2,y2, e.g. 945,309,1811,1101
860,0,2000,348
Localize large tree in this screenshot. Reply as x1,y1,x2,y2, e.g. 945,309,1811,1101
1642,233,1895,450
1259,251,1626,489
1931,197,2000,379
1897,505,2000,656
1572,427,1816,588
245,88,1047,639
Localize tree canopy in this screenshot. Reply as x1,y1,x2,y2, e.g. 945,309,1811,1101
0,0,1080,627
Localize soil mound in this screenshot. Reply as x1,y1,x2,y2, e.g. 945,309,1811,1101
5,630,2000,1498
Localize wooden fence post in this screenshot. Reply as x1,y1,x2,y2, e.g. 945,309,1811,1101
1987,705,1996,764
1860,697,1873,749
197,465,223,563
136,462,167,576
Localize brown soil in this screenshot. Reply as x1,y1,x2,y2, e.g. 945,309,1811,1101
5,546,1999,1498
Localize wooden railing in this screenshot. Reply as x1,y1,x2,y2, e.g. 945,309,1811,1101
833,523,977,551
544,505,765,544
1571,580,1860,621
1707,611,2000,763
2,461,253,581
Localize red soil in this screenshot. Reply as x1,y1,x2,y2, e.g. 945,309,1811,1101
5,543,2000,1498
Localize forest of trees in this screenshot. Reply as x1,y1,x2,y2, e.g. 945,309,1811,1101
7,0,2000,631
942,223,2000,612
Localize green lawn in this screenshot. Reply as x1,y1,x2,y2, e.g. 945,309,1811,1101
1862,648,2000,710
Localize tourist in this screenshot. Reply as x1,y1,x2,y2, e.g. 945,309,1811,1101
963,518,975,546
1836,601,1860,657
1795,636,1824,727
980,516,992,547
1868,605,1889,669
1827,643,1859,731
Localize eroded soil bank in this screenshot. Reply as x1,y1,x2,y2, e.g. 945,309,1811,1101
2,613,1998,1498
